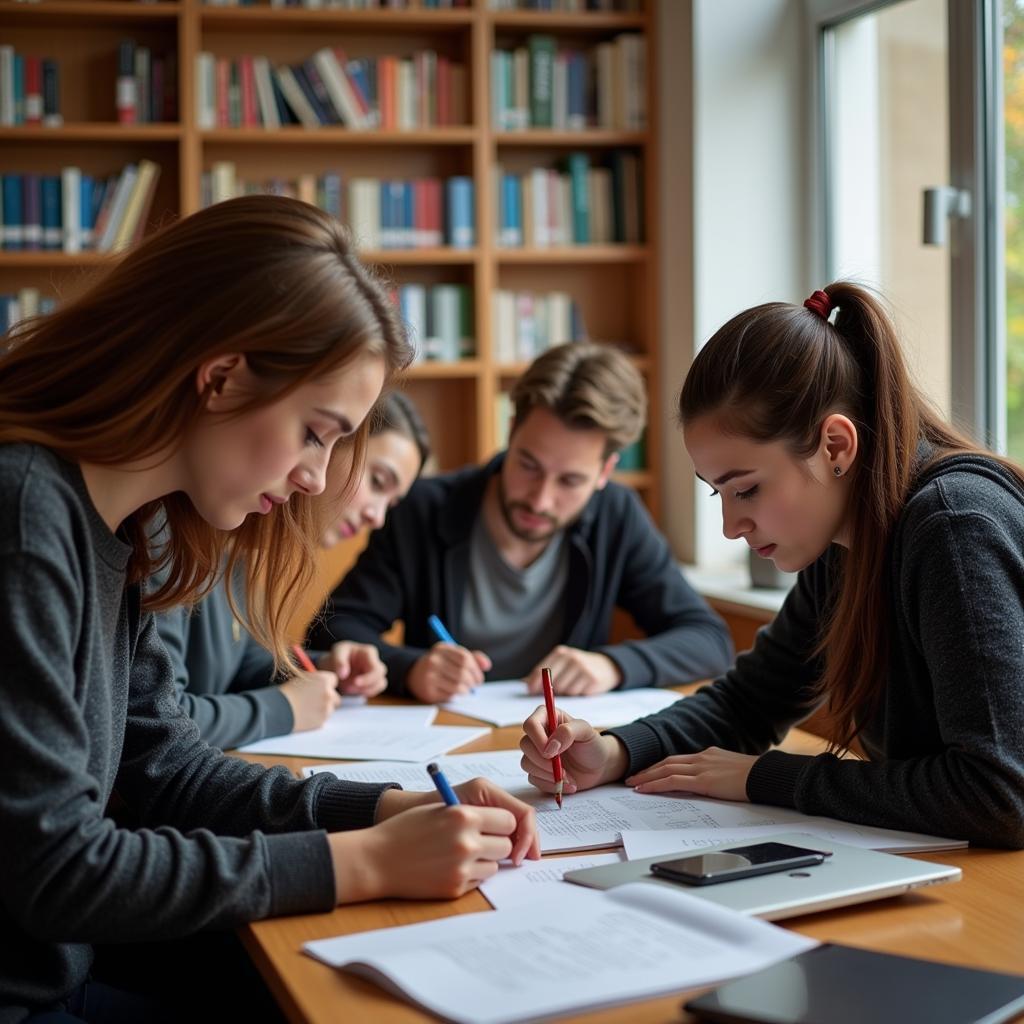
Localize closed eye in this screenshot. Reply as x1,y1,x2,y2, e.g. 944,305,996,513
735,485,759,500
306,428,325,448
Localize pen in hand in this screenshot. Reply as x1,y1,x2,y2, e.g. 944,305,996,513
541,667,564,810
427,614,480,695
426,762,460,806
291,643,318,674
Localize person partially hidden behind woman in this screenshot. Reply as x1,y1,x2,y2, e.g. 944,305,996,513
522,281,1024,849
155,391,432,750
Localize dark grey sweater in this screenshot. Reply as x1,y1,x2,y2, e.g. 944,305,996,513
0,445,396,1022
608,454,1024,848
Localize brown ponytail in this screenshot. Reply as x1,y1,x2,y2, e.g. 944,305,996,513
679,281,1024,750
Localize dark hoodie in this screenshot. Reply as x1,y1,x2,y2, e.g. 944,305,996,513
607,453,1024,848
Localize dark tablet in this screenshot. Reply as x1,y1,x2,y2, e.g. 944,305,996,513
685,944,1024,1024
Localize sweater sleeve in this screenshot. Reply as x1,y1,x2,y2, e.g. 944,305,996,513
605,555,828,770
155,604,294,750
0,551,396,945
595,492,734,688
748,509,1024,848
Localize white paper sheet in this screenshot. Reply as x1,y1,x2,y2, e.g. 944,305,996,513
621,821,968,860
304,882,817,1024
303,749,530,786
237,705,488,761
478,852,624,910
442,680,683,727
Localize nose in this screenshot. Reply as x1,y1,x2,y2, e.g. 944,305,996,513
292,448,330,496
362,496,387,530
527,475,557,514
721,500,753,541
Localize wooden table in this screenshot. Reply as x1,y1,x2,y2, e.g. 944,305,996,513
236,708,1024,1024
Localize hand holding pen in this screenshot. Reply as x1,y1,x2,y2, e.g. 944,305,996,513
405,614,492,703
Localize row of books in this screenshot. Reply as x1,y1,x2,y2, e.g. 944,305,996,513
492,288,587,363
488,0,642,9
492,33,645,131
201,165,475,249
496,152,643,246
0,161,161,253
117,41,178,125
392,283,474,363
203,0,468,7
0,288,56,336
195,48,465,130
0,47,60,127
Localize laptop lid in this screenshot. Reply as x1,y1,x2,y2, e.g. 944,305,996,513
563,832,961,921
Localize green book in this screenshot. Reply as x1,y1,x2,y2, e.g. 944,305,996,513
528,35,555,129
567,152,591,244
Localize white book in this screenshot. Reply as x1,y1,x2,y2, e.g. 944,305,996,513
397,59,415,130
17,287,40,321
312,48,367,129
96,165,138,252
399,284,426,363
274,65,320,129
529,166,549,247
305,881,816,1024
348,177,380,250
493,289,516,364
195,52,216,129
0,46,14,126
252,56,279,129
210,160,236,205
432,284,461,362
61,166,82,254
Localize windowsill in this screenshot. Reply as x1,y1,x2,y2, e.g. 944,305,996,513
681,563,793,619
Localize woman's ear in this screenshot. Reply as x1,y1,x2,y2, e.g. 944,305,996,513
196,353,249,410
820,412,858,477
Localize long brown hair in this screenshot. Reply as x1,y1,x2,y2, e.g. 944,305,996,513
0,195,411,667
678,281,1024,750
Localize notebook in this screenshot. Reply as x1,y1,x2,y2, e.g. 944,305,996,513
564,833,961,920
685,943,1024,1024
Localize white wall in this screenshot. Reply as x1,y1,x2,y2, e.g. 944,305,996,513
658,0,810,566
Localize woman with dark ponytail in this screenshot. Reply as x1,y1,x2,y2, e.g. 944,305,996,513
522,281,1024,848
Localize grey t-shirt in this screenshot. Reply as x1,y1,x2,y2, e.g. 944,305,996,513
459,515,569,679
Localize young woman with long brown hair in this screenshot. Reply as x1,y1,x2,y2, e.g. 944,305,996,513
0,196,538,1023
521,281,1024,849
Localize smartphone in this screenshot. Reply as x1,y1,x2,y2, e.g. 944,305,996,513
649,841,831,886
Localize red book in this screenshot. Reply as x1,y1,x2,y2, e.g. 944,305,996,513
24,56,42,126
240,55,257,127
215,57,230,128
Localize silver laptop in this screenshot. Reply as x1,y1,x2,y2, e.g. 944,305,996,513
563,832,961,921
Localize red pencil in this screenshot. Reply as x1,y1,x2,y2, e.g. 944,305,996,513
541,667,564,809
291,643,317,674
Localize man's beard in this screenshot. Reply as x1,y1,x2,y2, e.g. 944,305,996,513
497,474,563,542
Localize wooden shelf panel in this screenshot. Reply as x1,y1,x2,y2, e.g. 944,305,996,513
494,130,648,147
496,354,650,377
359,248,479,266
0,1,181,26
199,6,473,31
403,360,482,380
490,10,647,31
496,245,648,264
0,124,181,143
200,127,475,146
614,470,653,489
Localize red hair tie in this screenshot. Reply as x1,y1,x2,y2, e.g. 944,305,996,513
803,289,833,320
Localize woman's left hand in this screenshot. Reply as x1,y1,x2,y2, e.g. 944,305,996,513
625,747,759,803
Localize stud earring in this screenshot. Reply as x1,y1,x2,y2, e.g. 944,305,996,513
833,466,843,477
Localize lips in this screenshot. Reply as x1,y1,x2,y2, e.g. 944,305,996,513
754,544,777,558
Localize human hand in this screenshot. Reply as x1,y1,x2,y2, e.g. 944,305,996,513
406,644,491,703
278,671,341,732
524,646,621,696
519,707,628,795
318,641,387,698
626,747,757,802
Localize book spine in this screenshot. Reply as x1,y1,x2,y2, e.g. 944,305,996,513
24,55,42,126
445,176,474,249
117,40,136,124
0,47,14,126
41,58,61,127
21,173,41,251
12,53,23,125
528,35,555,129
40,175,61,250
61,167,81,254
134,46,150,125
567,152,590,244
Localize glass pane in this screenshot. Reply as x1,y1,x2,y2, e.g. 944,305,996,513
826,0,951,417
1004,1,1024,458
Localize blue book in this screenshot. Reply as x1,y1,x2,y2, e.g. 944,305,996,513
501,173,522,246
445,176,474,249
40,175,61,250
379,181,393,248
79,174,94,248
2,175,24,251
567,52,586,130
270,74,296,125
402,181,414,249
13,53,24,125
22,172,41,250
322,172,342,219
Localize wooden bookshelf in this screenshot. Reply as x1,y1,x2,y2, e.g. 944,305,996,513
0,0,660,536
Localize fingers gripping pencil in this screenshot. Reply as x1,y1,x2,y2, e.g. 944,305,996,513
541,667,564,809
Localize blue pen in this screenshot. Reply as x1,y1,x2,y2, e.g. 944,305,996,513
428,614,479,694
427,762,460,806
428,614,456,646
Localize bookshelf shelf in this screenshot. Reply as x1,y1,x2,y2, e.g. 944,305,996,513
0,124,182,142
198,7,474,32
494,130,649,147
200,128,475,146
496,246,649,264
0,1,181,27
405,360,482,380
2,0,659,523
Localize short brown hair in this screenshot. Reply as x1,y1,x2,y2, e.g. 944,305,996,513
511,343,646,456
